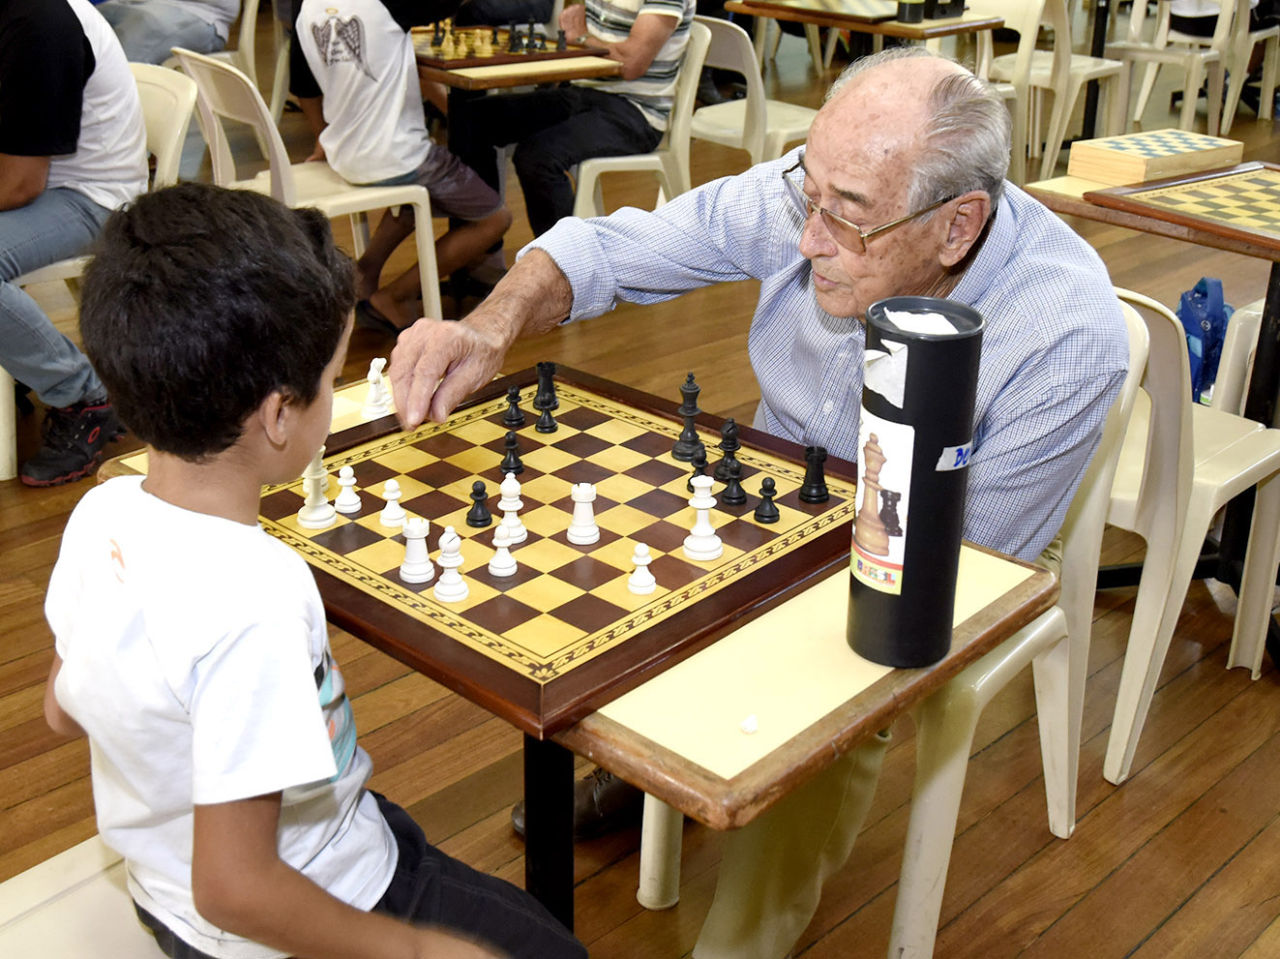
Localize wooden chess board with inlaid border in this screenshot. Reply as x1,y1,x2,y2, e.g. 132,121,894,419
293,367,858,737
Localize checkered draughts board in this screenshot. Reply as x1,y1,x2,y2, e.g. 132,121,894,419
1067,128,1243,185
1131,167,1280,234
259,370,858,733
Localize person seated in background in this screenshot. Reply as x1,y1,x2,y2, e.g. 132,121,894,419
96,0,239,64
1168,0,1280,111
46,182,586,959
0,0,147,486
387,47,1130,959
453,0,553,27
454,0,696,238
292,0,512,332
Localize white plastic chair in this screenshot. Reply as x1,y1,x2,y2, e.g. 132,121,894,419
170,48,442,320
987,0,1126,180
1209,297,1262,416
1221,2,1279,135
572,20,712,217
1106,0,1233,134
2,65,198,482
689,16,818,168
970,0,1053,184
1102,289,1280,786
887,298,1149,958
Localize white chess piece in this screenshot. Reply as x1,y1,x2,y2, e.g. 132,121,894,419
380,478,407,528
297,447,337,529
627,542,657,595
682,474,723,561
498,472,527,545
567,482,600,545
433,526,469,602
334,465,362,514
488,525,518,577
363,357,391,417
399,517,435,584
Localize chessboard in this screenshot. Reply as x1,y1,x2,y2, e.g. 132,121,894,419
412,21,596,69
272,366,857,737
1084,162,1280,252
1066,128,1243,186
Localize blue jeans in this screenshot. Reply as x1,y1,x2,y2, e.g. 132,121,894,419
0,188,109,407
97,0,226,64
456,85,663,236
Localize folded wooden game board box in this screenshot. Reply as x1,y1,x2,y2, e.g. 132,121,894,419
1067,128,1244,185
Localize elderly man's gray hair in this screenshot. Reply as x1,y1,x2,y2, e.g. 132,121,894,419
825,46,1012,211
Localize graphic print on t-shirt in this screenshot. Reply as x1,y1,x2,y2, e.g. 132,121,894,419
311,14,376,79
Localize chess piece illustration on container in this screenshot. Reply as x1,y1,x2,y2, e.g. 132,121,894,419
854,433,890,556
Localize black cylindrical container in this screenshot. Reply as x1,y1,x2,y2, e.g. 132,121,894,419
846,296,984,667
897,0,924,23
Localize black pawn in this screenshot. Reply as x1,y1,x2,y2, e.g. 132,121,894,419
501,431,524,474
754,478,780,523
535,404,558,433
507,21,523,51
491,25,500,45
713,419,741,482
798,445,829,503
466,480,493,527
503,385,526,428
556,28,567,51
534,360,558,410
433,22,444,44
672,372,702,461
720,460,747,507
687,443,708,492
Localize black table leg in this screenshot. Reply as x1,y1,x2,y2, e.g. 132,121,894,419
523,734,575,931
1083,0,1112,138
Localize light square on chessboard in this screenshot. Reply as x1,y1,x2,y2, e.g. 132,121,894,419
589,532,660,570
362,472,435,503
344,536,409,573
505,529,584,572
504,614,590,656
521,444,584,475
441,444,503,477
449,417,508,447
365,445,439,475
581,416,651,446
582,442,651,474
593,503,657,537
505,573,587,612
518,472,570,505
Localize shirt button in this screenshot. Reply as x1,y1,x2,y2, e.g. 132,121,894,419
823,400,834,414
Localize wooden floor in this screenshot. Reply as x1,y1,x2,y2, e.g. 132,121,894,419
4,8,1280,957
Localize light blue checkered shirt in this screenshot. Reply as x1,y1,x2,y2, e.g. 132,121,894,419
527,149,1128,561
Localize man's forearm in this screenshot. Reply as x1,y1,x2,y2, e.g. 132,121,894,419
473,248,574,348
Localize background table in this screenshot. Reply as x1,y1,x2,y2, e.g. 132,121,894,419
724,0,1002,42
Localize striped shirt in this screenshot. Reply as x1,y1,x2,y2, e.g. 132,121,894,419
526,148,1129,561
579,0,695,130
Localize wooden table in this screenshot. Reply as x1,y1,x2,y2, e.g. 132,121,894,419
100,375,1056,932
724,0,1003,42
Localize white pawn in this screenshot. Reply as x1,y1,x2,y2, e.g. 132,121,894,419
399,517,435,584
364,357,390,417
498,472,527,545
334,465,362,514
627,542,657,595
567,482,600,545
297,448,336,529
488,525,518,577
433,526,469,602
682,474,723,561
380,478,407,528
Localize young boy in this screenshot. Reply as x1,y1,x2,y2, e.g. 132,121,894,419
43,183,585,959
291,0,513,331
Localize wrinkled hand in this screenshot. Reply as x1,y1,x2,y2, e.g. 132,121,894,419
390,317,511,428
559,3,586,38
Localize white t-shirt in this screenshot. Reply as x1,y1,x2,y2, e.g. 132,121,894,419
47,477,396,959
50,0,149,210
295,0,431,183
1169,0,1256,16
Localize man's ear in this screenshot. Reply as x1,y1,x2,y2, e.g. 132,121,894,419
257,390,291,449
937,190,991,268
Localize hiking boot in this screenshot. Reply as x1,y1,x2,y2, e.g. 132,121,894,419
510,767,644,841
20,400,125,487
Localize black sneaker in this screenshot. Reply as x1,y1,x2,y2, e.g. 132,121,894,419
20,400,125,487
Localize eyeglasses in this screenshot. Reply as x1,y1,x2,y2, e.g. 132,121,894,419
781,160,954,254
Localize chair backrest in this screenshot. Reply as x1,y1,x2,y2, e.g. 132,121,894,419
1111,288,1195,540
226,0,262,84
693,16,767,163
667,20,712,195
1057,298,1149,623
171,47,298,205
1211,298,1262,415
970,0,1050,90
1158,0,1240,54
128,62,198,189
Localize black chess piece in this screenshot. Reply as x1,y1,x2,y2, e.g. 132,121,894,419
753,478,780,523
879,489,903,536
503,385,526,428
527,19,539,49
713,419,741,482
466,480,493,527
433,21,444,44
687,443,708,492
535,405,558,433
672,372,702,461
501,431,524,474
507,21,523,51
491,25,500,45
720,460,747,507
798,445,829,503
556,28,567,51
534,360,559,410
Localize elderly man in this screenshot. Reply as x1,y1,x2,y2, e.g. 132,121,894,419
391,47,1128,958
